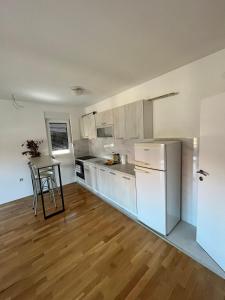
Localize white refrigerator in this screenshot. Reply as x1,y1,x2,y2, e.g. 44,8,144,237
134,141,181,235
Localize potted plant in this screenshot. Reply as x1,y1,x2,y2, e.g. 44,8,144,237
21,139,43,158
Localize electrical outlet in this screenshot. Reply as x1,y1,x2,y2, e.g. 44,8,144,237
19,178,24,182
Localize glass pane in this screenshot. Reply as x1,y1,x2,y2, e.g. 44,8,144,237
97,126,113,137
49,123,69,151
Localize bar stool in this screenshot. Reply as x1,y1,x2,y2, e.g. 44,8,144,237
28,162,57,215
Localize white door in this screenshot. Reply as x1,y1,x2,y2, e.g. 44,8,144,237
197,93,225,271
135,166,166,235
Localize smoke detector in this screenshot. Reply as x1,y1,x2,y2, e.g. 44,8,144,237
71,86,86,96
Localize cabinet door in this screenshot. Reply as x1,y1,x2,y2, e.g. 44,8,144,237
113,106,125,139
80,117,87,138
97,167,110,197
96,110,113,126
84,163,92,187
125,101,143,139
88,114,96,139
80,114,96,139
103,110,113,125
89,164,98,191
95,112,103,127
118,174,137,214
108,170,120,202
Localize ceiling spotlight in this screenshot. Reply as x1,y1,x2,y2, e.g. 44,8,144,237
71,86,86,96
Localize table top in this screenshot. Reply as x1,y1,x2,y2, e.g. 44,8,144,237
30,155,60,169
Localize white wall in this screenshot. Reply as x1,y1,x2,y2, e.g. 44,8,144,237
86,48,225,138
0,100,83,204
85,48,225,226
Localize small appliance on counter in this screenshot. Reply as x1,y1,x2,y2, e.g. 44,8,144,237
112,153,120,163
105,153,120,165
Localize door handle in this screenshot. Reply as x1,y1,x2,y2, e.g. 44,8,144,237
197,169,209,177
135,160,150,166
134,167,150,174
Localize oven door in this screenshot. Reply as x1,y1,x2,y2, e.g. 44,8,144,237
75,160,85,179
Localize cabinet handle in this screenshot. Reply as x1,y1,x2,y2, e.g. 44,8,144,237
109,172,116,175
100,169,105,172
123,176,130,180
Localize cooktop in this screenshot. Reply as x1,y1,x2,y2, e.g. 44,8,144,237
76,155,96,160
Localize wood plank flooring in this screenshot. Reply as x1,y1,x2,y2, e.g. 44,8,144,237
0,183,224,300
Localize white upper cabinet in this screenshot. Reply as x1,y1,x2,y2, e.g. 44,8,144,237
124,100,153,139
95,109,113,127
125,101,144,139
113,106,125,139
80,113,96,139
80,100,153,140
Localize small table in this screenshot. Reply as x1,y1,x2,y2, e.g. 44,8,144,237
30,156,65,219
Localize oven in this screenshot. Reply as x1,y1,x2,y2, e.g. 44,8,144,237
75,159,85,179
75,156,96,180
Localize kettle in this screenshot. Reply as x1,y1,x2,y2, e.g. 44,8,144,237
112,153,120,164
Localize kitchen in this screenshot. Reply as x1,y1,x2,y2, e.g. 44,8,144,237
75,97,225,279
1,1,225,298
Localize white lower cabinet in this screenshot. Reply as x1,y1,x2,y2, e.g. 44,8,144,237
108,170,120,202
97,167,110,198
117,174,137,214
89,164,98,191
84,163,92,187
82,163,137,216
90,165,137,215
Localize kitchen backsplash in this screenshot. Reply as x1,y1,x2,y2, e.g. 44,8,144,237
73,138,89,157
88,138,155,163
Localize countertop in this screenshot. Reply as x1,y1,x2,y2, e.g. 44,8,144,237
30,155,60,168
78,157,135,176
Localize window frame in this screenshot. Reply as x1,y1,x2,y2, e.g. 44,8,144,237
46,119,72,156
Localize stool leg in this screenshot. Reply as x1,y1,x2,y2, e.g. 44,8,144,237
52,169,60,195
34,180,38,216
48,177,57,208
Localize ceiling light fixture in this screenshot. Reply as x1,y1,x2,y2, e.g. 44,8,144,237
71,86,87,96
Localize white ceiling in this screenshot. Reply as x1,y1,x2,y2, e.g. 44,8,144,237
1,0,225,106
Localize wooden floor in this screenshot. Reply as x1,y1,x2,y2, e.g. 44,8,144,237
0,184,224,300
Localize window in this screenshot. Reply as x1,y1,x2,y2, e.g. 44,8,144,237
46,120,71,155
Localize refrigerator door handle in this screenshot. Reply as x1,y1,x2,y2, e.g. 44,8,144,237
135,160,150,166
134,166,150,174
